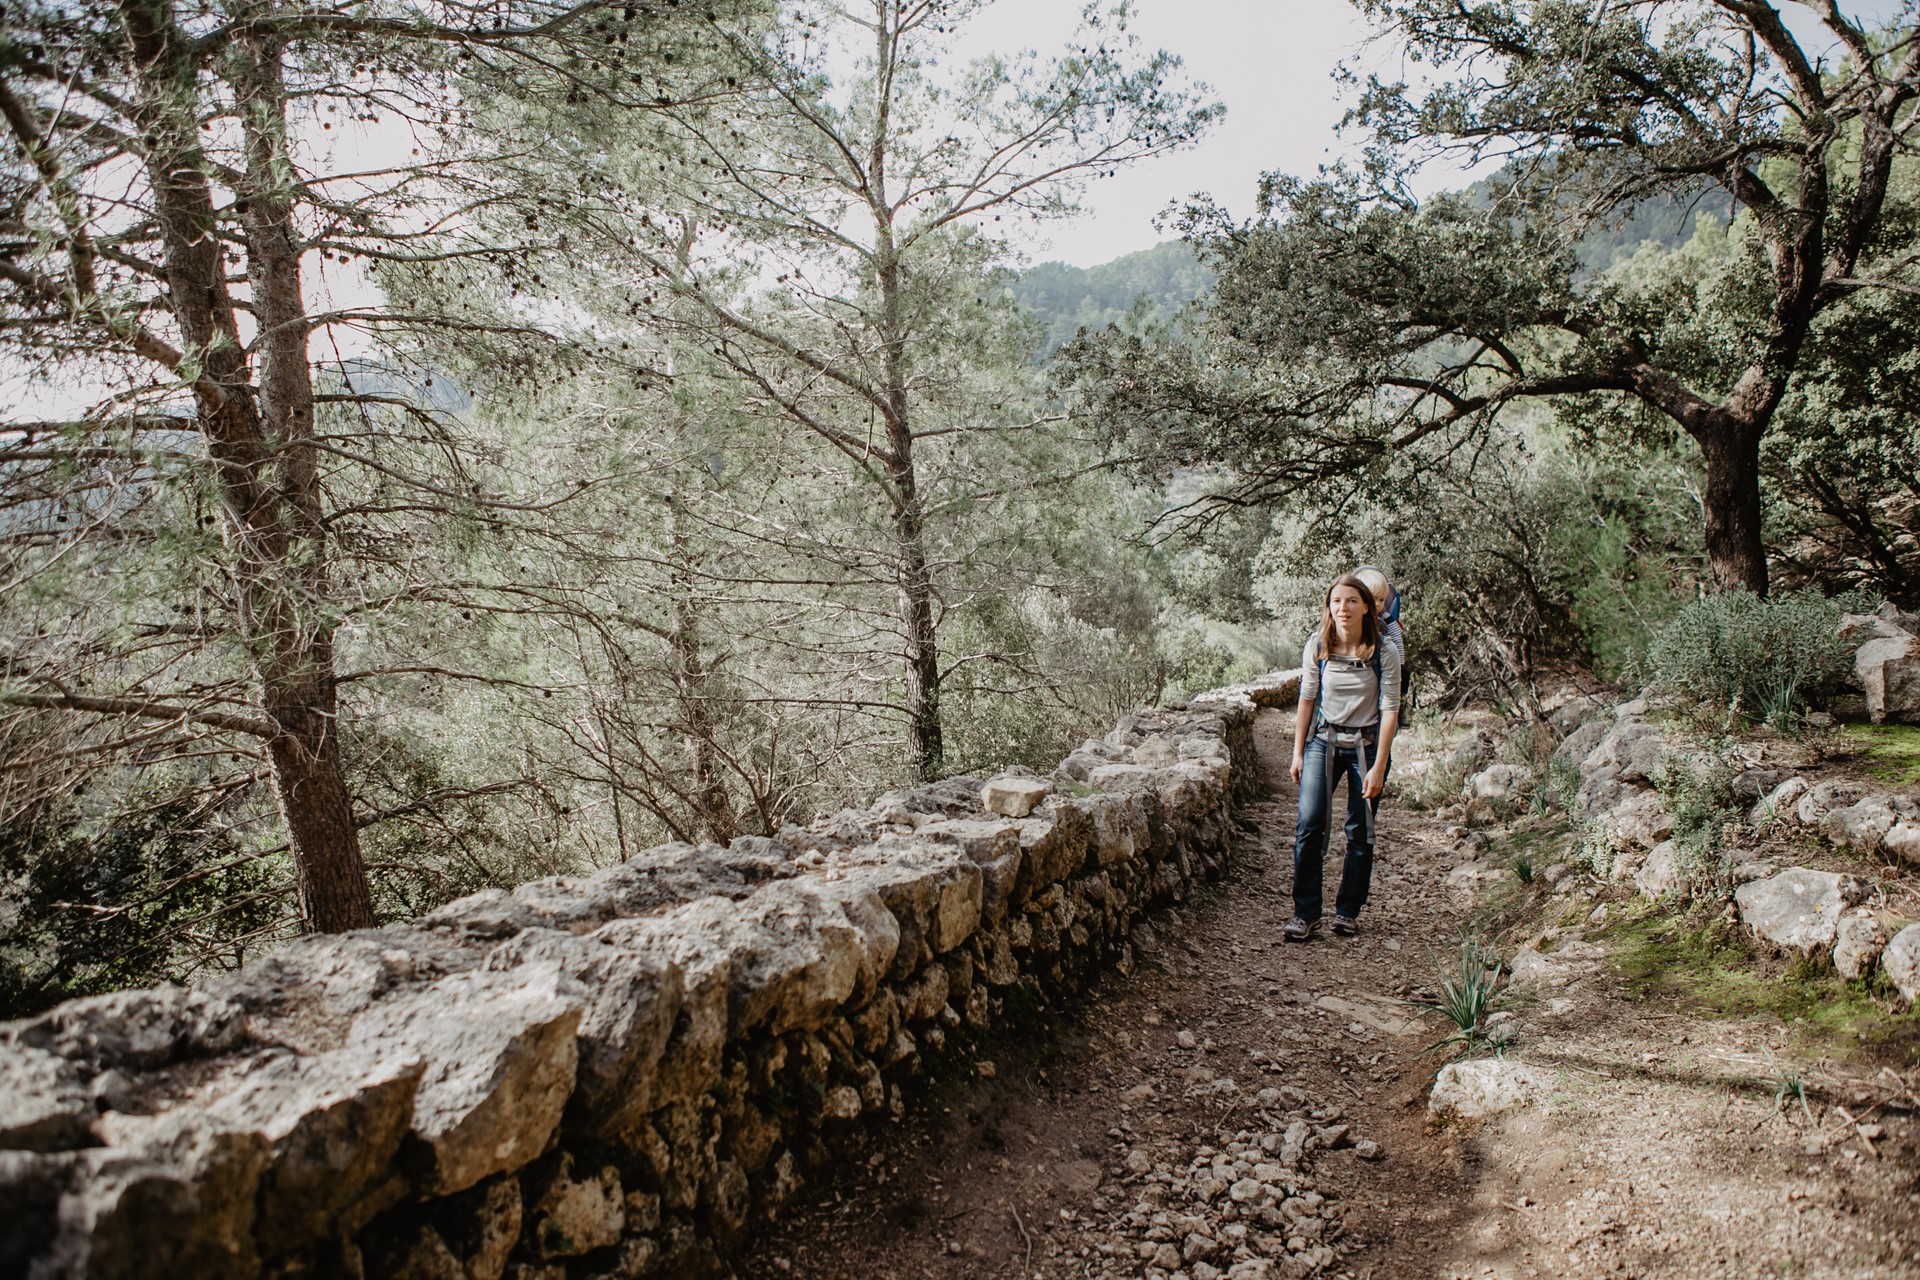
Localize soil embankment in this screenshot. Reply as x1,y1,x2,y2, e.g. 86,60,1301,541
743,709,1920,1280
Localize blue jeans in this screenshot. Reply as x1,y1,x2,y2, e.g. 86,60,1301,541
1292,733,1386,922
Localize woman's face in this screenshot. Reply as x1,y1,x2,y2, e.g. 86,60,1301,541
1328,584,1368,634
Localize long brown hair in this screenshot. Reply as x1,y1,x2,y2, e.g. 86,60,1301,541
1318,574,1379,661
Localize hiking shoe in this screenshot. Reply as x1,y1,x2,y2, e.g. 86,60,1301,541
1282,916,1319,942
1331,914,1359,937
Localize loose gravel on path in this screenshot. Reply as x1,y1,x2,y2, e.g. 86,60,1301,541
737,710,1920,1280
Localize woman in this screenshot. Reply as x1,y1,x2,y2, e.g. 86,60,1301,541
1285,575,1402,941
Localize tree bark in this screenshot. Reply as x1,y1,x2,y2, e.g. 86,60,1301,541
870,1,943,782
889,459,944,782
666,494,736,842
1697,413,1770,596
124,0,375,932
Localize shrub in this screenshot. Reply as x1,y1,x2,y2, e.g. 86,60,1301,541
1569,820,1621,878
1652,588,1874,724
1537,755,1582,814
1652,740,1747,887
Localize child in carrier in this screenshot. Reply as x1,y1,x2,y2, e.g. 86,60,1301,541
1354,563,1409,711
1353,565,1403,658
1285,573,1403,941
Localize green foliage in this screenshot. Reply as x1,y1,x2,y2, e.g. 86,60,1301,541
1245,422,1704,704
1651,741,1747,887
1601,908,1920,1064
1569,820,1621,879
1652,589,1873,723
1538,756,1582,815
0,793,288,1020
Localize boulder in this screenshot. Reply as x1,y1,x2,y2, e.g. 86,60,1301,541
916,819,1024,925
1885,823,1920,867
1465,764,1535,801
1584,720,1664,778
1824,794,1920,856
818,848,973,985
1447,734,1495,773
1507,949,1571,989
1842,611,1920,724
1428,1060,1551,1119
591,915,731,1109
1833,916,1887,981
202,1046,423,1252
1795,781,1870,827
1633,840,1691,900
1734,868,1872,955
7,986,249,1072
664,881,874,1037
1619,733,1668,784
1575,770,1629,817
1731,768,1784,801
479,929,685,1138
529,1156,624,1259
1605,788,1674,847
1883,924,1920,1002
1081,791,1154,869
1015,801,1094,893
48,1114,270,1280
348,966,582,1196
1554,718,1610,766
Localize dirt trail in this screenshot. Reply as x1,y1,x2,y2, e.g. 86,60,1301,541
738,710,1920,1280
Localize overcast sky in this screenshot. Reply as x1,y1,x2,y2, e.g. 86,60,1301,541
949,0,1383,267
949,0,1908,269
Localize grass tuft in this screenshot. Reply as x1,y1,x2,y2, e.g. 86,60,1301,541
1410,939,1507,1057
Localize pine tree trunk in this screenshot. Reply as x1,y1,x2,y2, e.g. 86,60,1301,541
265,663,376,932
894,494,944,782
667,495,736,841
126,2,376,932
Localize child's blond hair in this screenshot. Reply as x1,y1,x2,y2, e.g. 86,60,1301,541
1353,566,1393,616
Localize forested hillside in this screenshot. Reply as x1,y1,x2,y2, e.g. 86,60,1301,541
2,0,1915,1025
1008,241,1214,357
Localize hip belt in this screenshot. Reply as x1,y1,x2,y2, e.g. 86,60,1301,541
1316,722,1379,749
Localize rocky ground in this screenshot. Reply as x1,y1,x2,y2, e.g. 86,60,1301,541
734,709,1920,1280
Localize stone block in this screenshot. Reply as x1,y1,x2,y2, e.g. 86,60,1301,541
0,1043,92,1153
980,776,1049,818
1796,780,1871,827
1845,614,1920,724
202,1046,423,1252
1634,840,1691,901
348,966,581,1196
481,929,684,1137
1824,794,1920,856
1750,776,1808,825
1833,916,1887,981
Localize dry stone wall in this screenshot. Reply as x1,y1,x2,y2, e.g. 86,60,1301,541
0,674,1299,1280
